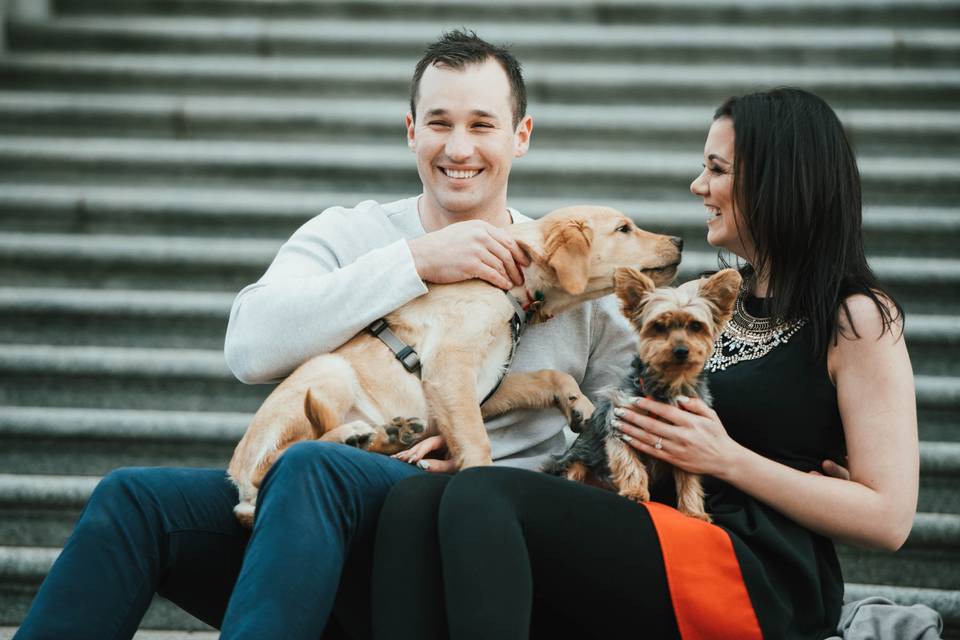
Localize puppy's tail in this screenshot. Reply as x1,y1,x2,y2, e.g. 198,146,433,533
304,389,340,438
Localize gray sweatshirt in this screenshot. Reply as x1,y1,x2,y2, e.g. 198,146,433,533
224,196,637,470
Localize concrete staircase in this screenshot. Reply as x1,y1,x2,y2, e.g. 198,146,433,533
0,0,958,637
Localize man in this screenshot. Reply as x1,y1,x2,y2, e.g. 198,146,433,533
14,30,636,640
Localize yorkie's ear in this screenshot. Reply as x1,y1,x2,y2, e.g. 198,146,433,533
614,267,657,320
699,269,742,326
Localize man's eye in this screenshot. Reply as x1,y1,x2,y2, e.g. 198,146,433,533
428,121,450,127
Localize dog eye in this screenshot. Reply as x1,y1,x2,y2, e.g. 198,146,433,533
652,322,668,334
616,223,632,233
688,321,704,332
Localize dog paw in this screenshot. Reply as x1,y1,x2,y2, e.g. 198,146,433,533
342,423,377,450
384,416,426,447
557,393,595,432
618,488,650,503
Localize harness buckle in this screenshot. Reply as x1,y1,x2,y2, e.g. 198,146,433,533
368,318,388,335
396,346,421,372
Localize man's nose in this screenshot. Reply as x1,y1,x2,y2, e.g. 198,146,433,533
445,128,474,161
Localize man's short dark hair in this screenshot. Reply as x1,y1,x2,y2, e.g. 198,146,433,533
410,29,527,129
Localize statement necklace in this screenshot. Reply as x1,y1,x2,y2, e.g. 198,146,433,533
705,292,807,372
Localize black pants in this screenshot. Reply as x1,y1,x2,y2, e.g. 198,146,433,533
372,466,682,640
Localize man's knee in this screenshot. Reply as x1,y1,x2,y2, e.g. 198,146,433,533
269,440,361,480
79,467,161,533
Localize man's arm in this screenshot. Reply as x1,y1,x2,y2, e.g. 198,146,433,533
225,206,427,384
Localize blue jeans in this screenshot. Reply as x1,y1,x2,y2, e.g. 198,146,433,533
14,441,423,640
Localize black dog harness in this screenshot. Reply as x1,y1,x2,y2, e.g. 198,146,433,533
367,290,536,405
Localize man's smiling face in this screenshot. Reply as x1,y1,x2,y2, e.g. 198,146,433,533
407,57,532,224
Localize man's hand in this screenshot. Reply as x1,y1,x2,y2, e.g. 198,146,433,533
407,220,529,290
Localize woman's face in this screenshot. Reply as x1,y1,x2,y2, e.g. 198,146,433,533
690,117,755,262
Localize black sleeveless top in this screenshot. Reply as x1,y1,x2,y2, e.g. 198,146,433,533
704,295,846,640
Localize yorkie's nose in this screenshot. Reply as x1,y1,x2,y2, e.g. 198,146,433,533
673,345,689,361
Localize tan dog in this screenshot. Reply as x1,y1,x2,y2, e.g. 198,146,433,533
228,206,682,526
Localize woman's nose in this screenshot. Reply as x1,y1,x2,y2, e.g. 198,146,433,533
690,171,708,197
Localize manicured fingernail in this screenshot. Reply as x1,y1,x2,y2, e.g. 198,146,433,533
417,460,430,470
613,408,625,417
677,395,691,403
628,396,642,404
611,419,623,429
619,434,634,443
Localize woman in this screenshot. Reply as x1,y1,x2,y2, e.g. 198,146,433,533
370,88,918,640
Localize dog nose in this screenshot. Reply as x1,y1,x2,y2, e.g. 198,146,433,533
673,345,689,361
670,237,683,251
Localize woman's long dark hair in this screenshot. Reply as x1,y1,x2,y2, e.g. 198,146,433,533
715,87,903,360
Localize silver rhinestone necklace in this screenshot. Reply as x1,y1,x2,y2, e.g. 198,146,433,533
705,293,807,372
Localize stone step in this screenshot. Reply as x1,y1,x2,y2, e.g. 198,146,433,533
0,406,246,475
50,0,960,28
1,54,957,108
837,513,960,591
9,19,960,68
0,546,213,630
1,184,957,258
0,286,956,376
1,137,957,206
0,287,234,349
0,233,957,314
2,92,957,157
0,345,272,413
0,342,955,429
0,629,218,640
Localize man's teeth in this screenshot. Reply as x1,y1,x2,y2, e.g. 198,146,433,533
442,168,481,179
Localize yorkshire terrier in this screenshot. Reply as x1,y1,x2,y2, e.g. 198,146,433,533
544,267,741,521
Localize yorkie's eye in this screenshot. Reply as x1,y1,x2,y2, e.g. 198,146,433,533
652,322,668,334
688,321,704,332
616,223,632,233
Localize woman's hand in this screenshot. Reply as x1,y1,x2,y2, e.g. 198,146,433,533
611,395,745,479
392,435,457,474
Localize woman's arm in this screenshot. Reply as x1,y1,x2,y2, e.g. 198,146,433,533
613,294,918,551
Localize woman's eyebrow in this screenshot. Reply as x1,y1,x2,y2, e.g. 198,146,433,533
708,153,731,164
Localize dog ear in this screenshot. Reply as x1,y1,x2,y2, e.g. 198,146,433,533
515,238,545,267
699,269,742,326
614,266,657,319
544,219,594,295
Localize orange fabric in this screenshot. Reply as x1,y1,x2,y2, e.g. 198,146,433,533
643,502,764,640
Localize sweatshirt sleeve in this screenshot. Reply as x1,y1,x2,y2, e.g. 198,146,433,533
580,295,637,401
224,205,428,384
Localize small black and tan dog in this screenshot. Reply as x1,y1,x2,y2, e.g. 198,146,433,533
544,267,741,521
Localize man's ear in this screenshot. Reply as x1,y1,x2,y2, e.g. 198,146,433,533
514,115,533,157
614,267,656,320
405,112,416,150
700,269,742,326
544,219,593,295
